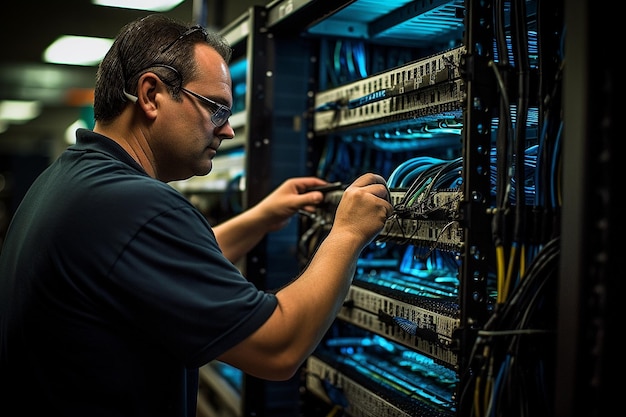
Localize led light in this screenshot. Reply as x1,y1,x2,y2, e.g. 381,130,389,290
92,0,184,12
43,36,114,66
0,100,42,123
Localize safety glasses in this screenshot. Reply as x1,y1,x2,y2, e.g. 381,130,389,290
179,86,231,127
125,61,232,127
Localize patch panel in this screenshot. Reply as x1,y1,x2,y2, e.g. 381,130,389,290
313,46,466,133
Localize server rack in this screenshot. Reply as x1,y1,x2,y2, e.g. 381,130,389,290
292,2,471,416
556,0,618,415
261,0,565,416
190,0,608,416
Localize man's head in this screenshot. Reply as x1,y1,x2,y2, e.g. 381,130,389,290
91,14,236,182
94,14,232,123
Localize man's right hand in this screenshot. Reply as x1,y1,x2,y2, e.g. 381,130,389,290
333,172,393,248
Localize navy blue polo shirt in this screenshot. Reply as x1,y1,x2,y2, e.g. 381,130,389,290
0,129,277,416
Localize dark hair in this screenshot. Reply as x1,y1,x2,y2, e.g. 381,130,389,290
94,14,232,122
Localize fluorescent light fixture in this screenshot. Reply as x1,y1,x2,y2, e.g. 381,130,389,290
92,0,185,11
0,100,42,123
44,36,114,66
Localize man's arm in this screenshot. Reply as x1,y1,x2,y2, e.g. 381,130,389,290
218,173,392,380
212,177,327,262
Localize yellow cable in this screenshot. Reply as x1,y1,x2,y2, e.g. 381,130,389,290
519,244,526,278
495,245,505,304
502,244,518,302
473,376,482,417
326,405,343,417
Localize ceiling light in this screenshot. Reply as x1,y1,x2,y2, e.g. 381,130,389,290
0,100,42,123
92,0,185,11
43,36,114,66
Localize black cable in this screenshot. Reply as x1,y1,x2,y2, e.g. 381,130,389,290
511,0,530,244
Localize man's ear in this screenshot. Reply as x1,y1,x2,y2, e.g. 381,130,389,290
135,73,160,119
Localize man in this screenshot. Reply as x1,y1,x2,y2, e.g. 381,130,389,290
0,14,392,416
